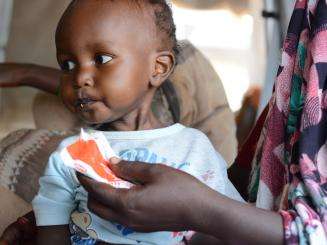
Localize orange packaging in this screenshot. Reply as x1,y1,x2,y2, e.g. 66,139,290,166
60,129,132,188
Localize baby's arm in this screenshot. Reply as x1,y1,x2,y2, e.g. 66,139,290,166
37,225,70,245
32,151,77,243
0,212,69,244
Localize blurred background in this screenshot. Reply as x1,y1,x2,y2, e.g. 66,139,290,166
173,0,265,112
0,0,295,141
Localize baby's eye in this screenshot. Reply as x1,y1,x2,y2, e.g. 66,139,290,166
95,55,113,65
60,60,76,71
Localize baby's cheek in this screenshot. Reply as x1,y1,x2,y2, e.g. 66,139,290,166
100,74,149,112
62,98,74,112
61,87,76,112
103,86,138,108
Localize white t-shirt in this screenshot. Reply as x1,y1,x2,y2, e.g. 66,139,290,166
32,124,243,244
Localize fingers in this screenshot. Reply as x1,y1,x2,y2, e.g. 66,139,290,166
77,173,126,209
109,160,163,184
87,195,122,224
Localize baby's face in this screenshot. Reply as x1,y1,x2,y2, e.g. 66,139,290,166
56,0,158,124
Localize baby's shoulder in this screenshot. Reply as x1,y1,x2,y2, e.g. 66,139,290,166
57,134,80,151
179,126,212,143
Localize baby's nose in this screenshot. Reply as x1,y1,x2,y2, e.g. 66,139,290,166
79,78,93,87
75,68,95,88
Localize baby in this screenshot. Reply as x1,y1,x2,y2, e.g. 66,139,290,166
32,0,243,244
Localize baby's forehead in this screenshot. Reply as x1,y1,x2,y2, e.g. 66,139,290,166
58,0,157,33
56,0,160,50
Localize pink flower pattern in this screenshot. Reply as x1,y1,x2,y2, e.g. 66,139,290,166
248,1,327,244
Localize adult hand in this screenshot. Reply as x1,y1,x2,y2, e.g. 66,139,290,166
78,159,284,245
77,159,214,232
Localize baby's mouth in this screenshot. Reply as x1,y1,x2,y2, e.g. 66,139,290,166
75,98,97,110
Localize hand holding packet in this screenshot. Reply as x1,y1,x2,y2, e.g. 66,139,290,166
60,129,132,188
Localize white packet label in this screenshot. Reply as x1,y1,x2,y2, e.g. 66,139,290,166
60,129,132,189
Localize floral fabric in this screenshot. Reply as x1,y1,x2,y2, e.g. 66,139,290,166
246,0,327,244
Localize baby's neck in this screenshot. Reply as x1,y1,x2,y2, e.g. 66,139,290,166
109,109,166,131
94,88,171,132
95,91,169,132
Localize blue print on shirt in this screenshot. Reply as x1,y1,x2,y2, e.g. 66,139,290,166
119,148,167,164
115,224,135,236
119,148,189,170
71,235,96,245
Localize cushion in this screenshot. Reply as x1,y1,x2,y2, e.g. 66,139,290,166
0,186,31,234
0,129,75,203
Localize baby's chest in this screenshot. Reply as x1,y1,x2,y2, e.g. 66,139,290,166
111,143,192,168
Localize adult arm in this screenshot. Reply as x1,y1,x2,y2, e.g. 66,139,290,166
0,63,61,94
78,160,284,245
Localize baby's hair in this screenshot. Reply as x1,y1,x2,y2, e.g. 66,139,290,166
146,0,179,58
66,0,179,58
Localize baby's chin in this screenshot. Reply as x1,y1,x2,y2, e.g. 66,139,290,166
77,111,116,126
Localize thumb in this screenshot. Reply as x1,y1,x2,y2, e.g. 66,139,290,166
109,160,159,184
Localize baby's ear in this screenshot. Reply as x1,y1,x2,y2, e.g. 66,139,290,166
150,51,175,87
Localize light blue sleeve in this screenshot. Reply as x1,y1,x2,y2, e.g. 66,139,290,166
32,151,77,226
214,151,245,203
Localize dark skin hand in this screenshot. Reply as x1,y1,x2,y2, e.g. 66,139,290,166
78,160,284,245
0,63,60,94
78,161,205,232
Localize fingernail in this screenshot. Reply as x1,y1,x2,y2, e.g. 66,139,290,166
17,217,29,225
110,157,121,164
